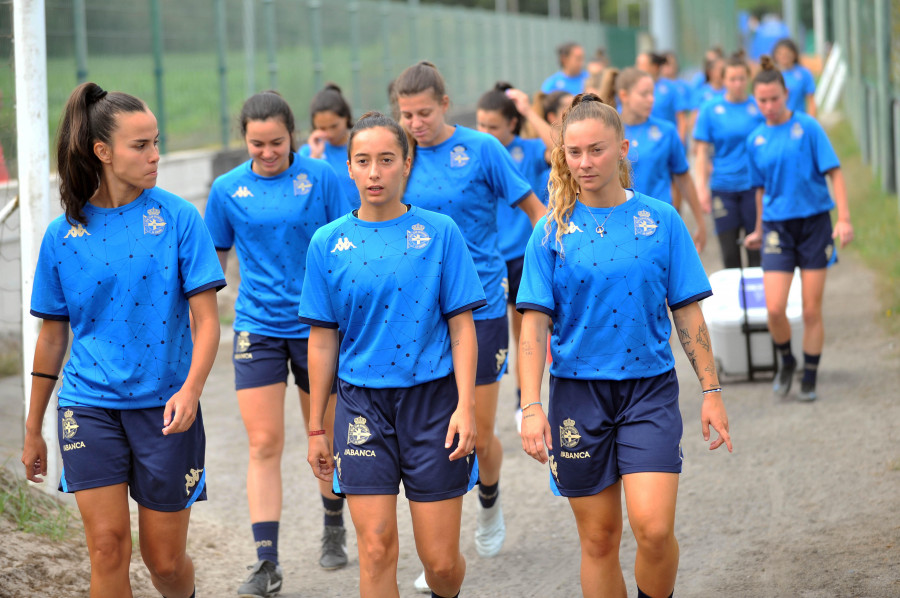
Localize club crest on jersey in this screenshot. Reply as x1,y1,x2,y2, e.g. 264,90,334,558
764,231,782,254
61,409,79,440
143,207,166,235
232,186,253,198
748,104,759,116
184,468,203,496
549,455,559,482
450,145,470,168
754,135,767,146
348,416,372,445
294,173,313,195
64,224,91,238
406,223,432,249
510,146,525,163
714,104,726,115
634,209,658,236
791,122,804,140
559,418,581,449
331,236,356,252
649,126,662,141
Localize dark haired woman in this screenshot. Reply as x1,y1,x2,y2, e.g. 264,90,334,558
744,57,852,401
773,38,817,117
23,82,224,597
518,92,732,598
636,52,687,137
541,41,588,95
392,63,546,581
299,83,359,207
204,91,351,596
303,111,484,598
476,83,552,431
533,90,574,129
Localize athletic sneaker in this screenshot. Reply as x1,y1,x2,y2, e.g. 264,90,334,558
797,381,818,402
237,559,282,598
773,360,796,397
319,525,348,570
514,407,523,434
413,570,430,593
474,498,506,557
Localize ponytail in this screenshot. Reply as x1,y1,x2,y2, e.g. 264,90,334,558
753,55,786,90
310,82,354,129
476,81,522,135
56,82,146,225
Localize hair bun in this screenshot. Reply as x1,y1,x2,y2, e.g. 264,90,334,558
759,55,775,71
417,60,438,69
493,81,514,93
324,82,343,94
573,92,603,107
87,85,108,105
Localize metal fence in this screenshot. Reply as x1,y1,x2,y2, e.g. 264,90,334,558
0,0,648,176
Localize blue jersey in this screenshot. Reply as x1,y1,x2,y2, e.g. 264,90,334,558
298,206,487,388
651,78,683,125
299,141,360,209
205,154,349,338
625,117,688,205
747,112,839,222
31,188,225,410
781,64,816,114
498,136,548,261
691,83,725,111
403,126,532,320
540,70,589,95
693,96,764,192
517,191,711,380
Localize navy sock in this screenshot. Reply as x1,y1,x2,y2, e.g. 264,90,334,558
637,589,673,598
802,353,820,386
322,495,344,527
514,387,521,410
478,480,499,509
431,592,459,598
251,521,279,565
775,340,795,367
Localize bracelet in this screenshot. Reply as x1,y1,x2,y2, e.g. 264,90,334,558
31,371,59,381
521,401,543,410
702,387,722,395
308,429,326,436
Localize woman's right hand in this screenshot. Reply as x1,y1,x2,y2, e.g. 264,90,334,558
307,434,334,483
22,430,48,483
505,88,534,117
743,228,762,251
520,405,553,464
307,130,328,159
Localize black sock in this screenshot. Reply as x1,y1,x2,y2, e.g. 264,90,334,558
514,388,521,410
478,481,499,509
431,592,459,598
637,589,673,598
802,353,820,386
322,495,344,527
251,521,279,565
775,340,795,367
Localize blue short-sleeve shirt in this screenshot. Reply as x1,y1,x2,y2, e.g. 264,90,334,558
516,191,712,380
691,83,725,111
299,141,360,209
693,96,764,192
782,65,816,114
625,117,689,205
298,206,486,388
746,112,839,221
540,70,589,95
403,126,532,320
31,187,226,409
205,154,349,338
498,136,549,261
651,78,684,126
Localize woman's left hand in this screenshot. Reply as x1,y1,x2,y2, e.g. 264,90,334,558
701,393,733,452
832,219,854,249
446,401,476,461
162,388,200,435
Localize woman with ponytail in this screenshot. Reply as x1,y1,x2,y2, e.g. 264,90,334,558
300,83,360,207
23,83,225,597
772,38,817,117
744,56,852,402
517,93,732,598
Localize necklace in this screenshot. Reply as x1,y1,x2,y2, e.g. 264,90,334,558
578,193,620,237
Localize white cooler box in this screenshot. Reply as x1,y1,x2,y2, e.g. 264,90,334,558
701,267,803,377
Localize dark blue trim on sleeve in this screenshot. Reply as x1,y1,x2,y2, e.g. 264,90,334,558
669,289,713,311
214,246,233,252
185,279,227,298
515,302,554,316
510,190,532,208
30,309,69,322
444,299,488,319
298,316,340,329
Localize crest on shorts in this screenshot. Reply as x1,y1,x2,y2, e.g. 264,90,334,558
348,416,372,446
495,348,508,373
294,173,313,196
61,409,79,440
143,207,166,235
559,418,581,449
236,331,251,353
649,126,662,141
764,231,782,254
712,196,728,219
790,122,804,140
549,455,559,482
634,209,658,237
406,223,432,249
184,467,203,496
334,453,342,479
450,145,470,168
510,146,524,164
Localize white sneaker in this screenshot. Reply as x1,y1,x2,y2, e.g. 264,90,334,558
474,498,505,557
413,569,430,593
514,407,523,435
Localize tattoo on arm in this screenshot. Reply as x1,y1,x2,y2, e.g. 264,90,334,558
687,349,699,376
451,338,460,348
522,340,536,357
677,327,691,345
704,361,718,384
696,323,711,352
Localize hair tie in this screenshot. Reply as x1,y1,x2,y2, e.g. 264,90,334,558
89,87,108,104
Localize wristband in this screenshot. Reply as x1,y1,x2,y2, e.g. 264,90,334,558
521,401,543,410
702,387,722,395
31,371,59,381
308,429,326,436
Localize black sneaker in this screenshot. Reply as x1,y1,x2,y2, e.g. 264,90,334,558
773,359,796,397
237,559,282,597
797,381,818,402
319,525,348,570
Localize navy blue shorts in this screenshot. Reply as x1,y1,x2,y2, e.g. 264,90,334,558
474,316,509,385
711,188,757,235
546,370,683,498
57,404,206,512
331,374,478,502
232,331,336,394
505,256,525,307
761,212,837,272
